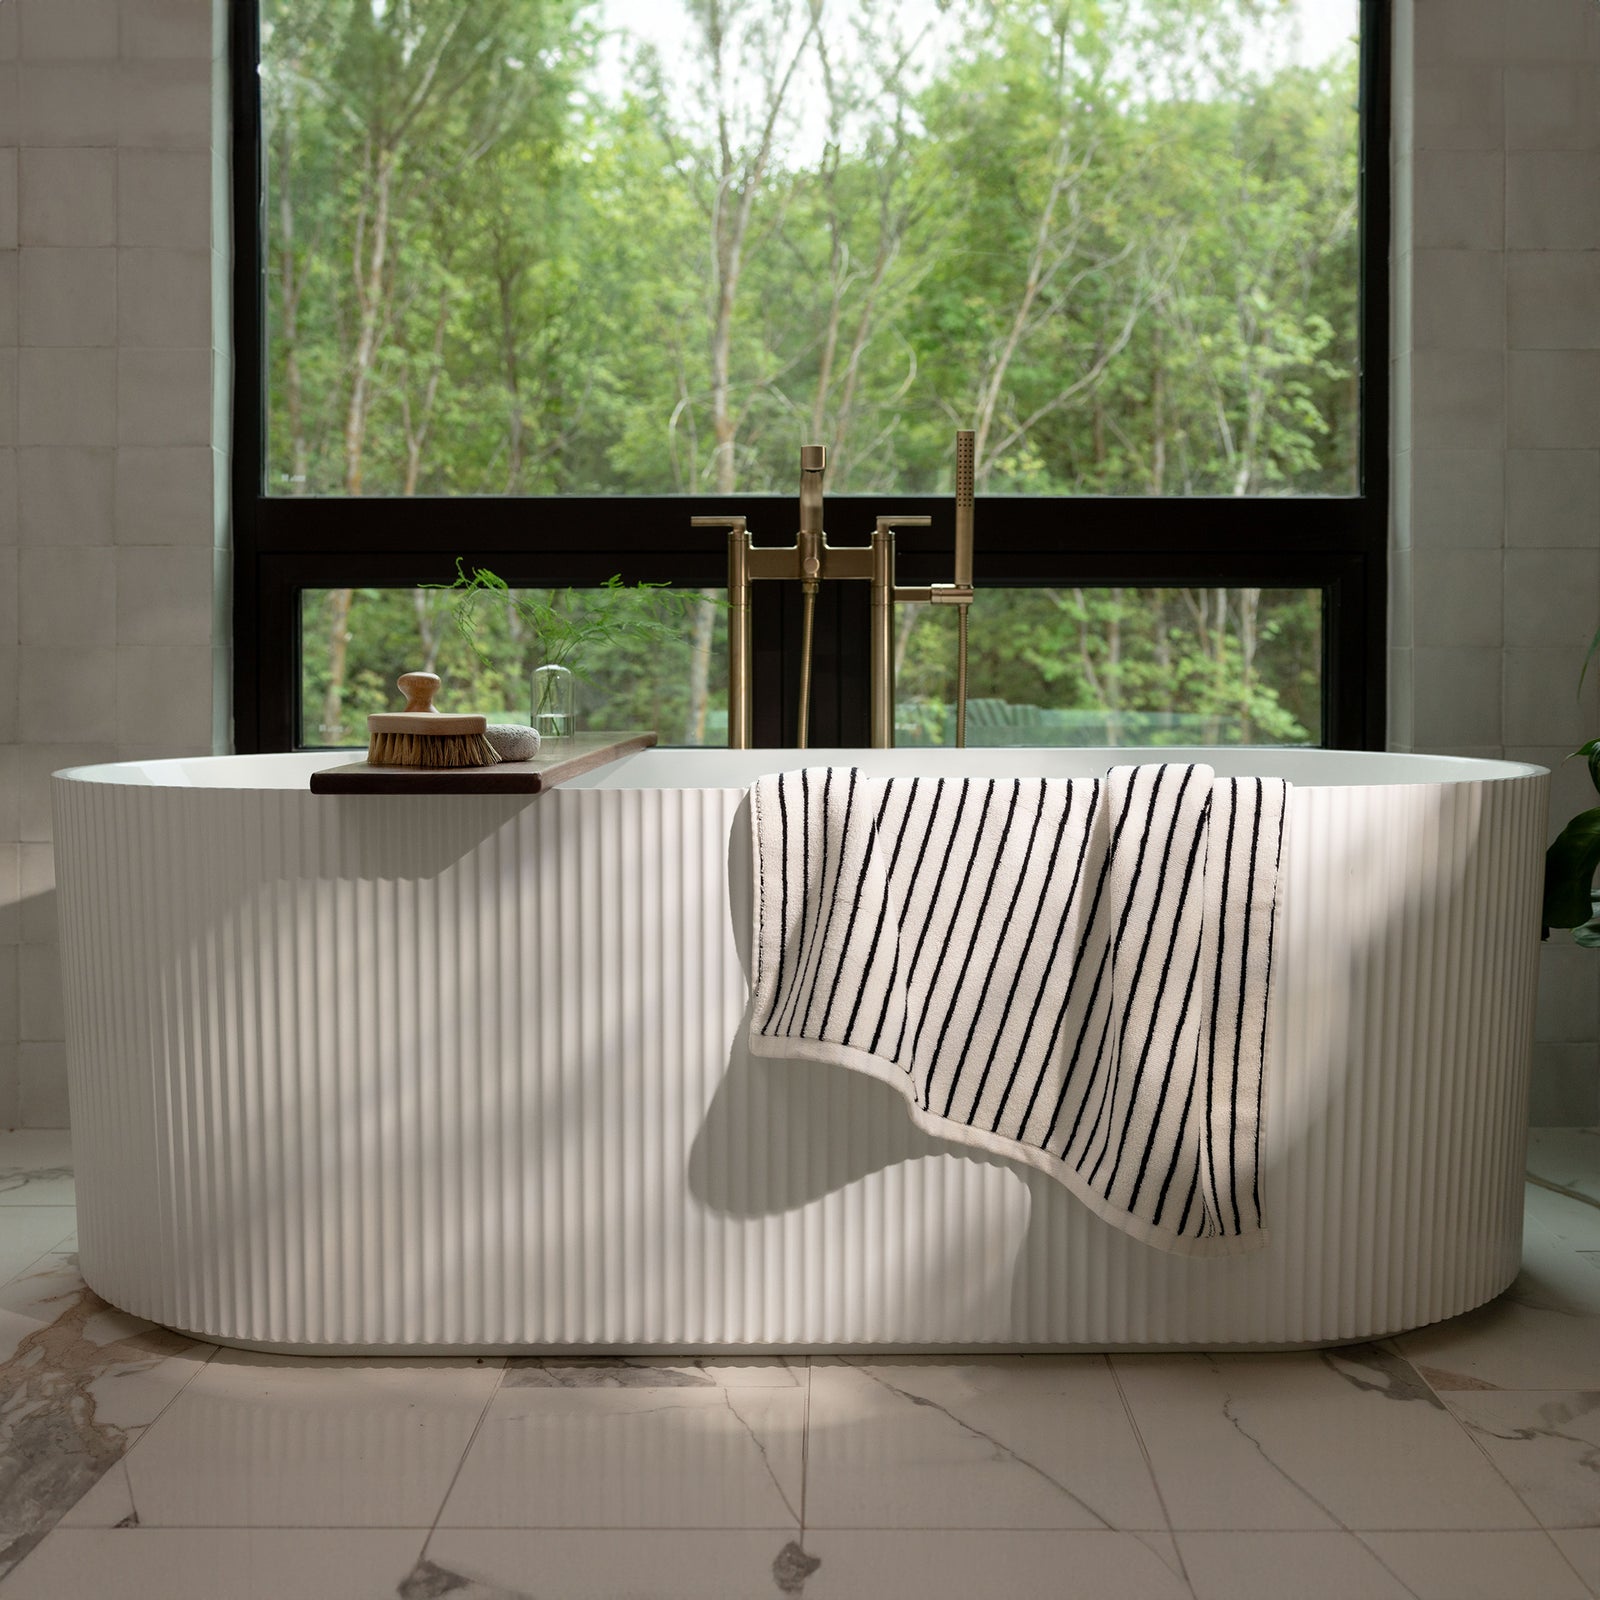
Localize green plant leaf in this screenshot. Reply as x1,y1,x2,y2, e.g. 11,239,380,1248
1574,737,1600,797
1575,919,1600,949
1580,624,1600,694
1544,805,1600,932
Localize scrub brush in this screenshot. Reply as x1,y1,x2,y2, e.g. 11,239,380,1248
366,672,502,769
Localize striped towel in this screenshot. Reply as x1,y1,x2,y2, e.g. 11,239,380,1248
748,764,1290,1255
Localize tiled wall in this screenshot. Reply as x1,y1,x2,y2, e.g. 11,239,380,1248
0,2,1596,1126
0,0,229,1126
1391,0,1600,1124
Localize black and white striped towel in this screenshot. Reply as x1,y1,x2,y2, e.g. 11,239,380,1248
748,764,1290,1255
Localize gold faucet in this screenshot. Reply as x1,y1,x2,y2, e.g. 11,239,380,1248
695,431,975,749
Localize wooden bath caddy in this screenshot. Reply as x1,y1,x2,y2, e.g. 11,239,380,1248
309,731,658,795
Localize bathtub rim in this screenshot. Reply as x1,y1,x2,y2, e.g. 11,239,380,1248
52,745,1548,794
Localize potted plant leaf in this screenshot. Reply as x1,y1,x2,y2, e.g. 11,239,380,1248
1543,625,1600,945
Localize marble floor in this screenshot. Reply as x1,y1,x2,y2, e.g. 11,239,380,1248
0,1129,1596,1600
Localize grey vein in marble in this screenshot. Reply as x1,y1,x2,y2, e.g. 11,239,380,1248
1323,1344,1445,1409
772,1539,820,1595
1452,1392,1600,1527
0,1167,73,1197
0,1280,193,1578
842,1360,1116,1530
503,1357,716,1388
399,1556,534,1599
723,1389,801,1526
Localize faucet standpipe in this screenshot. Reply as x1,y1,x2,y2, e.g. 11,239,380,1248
698,432,975,749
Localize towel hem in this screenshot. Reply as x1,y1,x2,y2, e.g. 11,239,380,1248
748,1028,1270,1258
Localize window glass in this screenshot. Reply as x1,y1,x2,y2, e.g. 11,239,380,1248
262,0,1361,499
300,586,731,746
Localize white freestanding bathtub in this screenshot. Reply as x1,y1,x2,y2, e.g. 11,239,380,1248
53,747,1546,1352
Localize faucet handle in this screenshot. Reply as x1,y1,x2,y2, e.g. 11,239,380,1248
691,515,747,532
874,516,931,532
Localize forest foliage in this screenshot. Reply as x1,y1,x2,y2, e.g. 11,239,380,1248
265,0,1356,746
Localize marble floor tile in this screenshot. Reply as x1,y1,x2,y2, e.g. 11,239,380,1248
1396,1297,1600,1390
800,1530,1194,1600
0,1132,74,1208
1439,1390,1600,1530
1550,1529,1600,1598
1513,1216,1600,1315
1528,1130,1600,1206
1526,1182,1600,1250
421,1529,811,1600
1357,1530,1594,1600
0,1527,427,1600
0,1256,214,1580
0,1207,76,1287
1175,1531,1414,1600
437,1380,805,1530
1111,1346,1534,1531
503,1354,804,1388
59,1349,501,1531
804,1356,1165,1533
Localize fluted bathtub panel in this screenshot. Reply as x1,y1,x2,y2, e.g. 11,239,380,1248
53,756,1546,1350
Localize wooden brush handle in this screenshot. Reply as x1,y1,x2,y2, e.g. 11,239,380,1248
397,672,441,713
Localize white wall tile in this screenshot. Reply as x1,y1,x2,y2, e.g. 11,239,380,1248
121,0,215,61
18,65,118,146
1506,151,1600,248
0,756,17,863
0,548,14,644
1391,546,1413,645
17,1,120,61
0,150,16,250
1527,1042,1600,1124
1507,252,1600,350
0,249,15,347
18,546,115,648
1508,351,1600,448
1412,348,1505,449
0,447,15,544
0,648,15,744
0,1043,18,1129
1412,249,1504,348
1412,151,1505,249
19,1041,68,1126
0,4,17,61
0,350,18,446
0,66,17,145
1533,939,1600,1044
18,247,115,346
116,545,214,644
18,147,115,246
116,348,210,446
1506,450,1600,547
18,842,54,943
16,646,119,743
1505,64,1600,151
117,149,211,248
0,949,13,1044
118,247,208,348
114,644,214,748
1413,65,1504,150
17,942,61,1042
17,347,116,445
1414,550,1504,646
0,845,20,948
18,445,114,544
1413,0,1505,65
114,444,212,543
1504,548,1600,647
1503,0,1598,62
1504,646,1600,745
118,61,211,149
1414,646,1504,745
1388,647,1415,750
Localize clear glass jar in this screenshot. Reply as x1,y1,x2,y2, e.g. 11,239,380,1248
531,662,576,750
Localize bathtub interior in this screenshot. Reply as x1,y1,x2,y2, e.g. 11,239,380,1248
56,745,1545,792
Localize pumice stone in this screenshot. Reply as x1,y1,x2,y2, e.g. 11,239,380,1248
485,724,541,762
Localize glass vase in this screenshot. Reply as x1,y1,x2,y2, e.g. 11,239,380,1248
531,663,576,751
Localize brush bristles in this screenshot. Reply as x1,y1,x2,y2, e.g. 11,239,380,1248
367,729,502,769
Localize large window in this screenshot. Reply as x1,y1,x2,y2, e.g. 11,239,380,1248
233,0,1387,750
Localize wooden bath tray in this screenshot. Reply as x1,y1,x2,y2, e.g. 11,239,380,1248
309,731,657,795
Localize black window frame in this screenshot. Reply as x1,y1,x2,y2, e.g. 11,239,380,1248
230,0,1390,754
